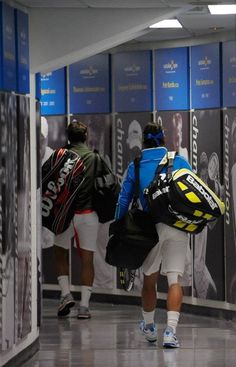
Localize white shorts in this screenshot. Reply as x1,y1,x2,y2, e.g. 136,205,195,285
54,211,99,252
142,223,189,276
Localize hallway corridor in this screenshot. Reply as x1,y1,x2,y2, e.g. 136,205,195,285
23,299,236,366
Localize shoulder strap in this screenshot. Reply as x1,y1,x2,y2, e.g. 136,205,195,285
132,156,141,207
93,152,99,177
166,151,176,179
154,151,176,180
93,152,113,177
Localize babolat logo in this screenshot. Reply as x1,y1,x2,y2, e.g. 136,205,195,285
163,60,178,70
186,175,217,210
198,56,212,67
42,157,77,217
152,186,169,200
80,66,98,76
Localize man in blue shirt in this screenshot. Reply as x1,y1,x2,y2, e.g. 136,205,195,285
116,122,192,348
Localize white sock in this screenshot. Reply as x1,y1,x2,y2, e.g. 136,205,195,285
167,311,180,334
80,286,92,308
57,275,70,297
142,309,155,325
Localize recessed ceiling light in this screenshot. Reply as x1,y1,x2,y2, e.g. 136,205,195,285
149,19,182,29
208,5,236,14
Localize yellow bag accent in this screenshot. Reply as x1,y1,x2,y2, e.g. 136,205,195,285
193,210,203,217
185,224,198,232
185,192,201,203
173,168,225,215
173,221,186,228
177,181,188,191
203,213,213,220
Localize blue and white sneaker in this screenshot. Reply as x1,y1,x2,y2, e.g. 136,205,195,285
139,320,157,343
163,326,180,348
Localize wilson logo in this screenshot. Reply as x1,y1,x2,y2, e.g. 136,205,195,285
42,157,78,217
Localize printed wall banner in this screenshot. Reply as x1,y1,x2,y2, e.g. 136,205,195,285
223,108,236,304
35,101,42,327
155,47,189,111
190,109,224,301
113,112,152,184
113,51,152,112
222,41,236,108
40,68,66,116
45,115,68,150
0,2,16,91
0,92,17,350
70,114,114,289
190,43,221,109
156,111,190,162
17,95,31,339
69,54,110,114
15,9,29,94
0,94,2,350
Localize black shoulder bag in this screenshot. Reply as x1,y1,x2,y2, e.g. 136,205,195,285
105,157,159,270
92,153,121,223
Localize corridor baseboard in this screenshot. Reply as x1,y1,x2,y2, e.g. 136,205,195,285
42,289,236,321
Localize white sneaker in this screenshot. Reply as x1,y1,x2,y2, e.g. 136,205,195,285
163,326,180,348
77,306,91,319
139,320,157,343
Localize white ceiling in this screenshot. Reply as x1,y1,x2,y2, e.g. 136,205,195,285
15,0,236,44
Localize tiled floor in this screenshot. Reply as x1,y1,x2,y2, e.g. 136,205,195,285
23,299,236,366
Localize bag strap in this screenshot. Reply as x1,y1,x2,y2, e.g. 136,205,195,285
93,152,105,178
93,152,98,177
154,151,176,180
166,151,176,180
132,156,141,208
94,151,113,176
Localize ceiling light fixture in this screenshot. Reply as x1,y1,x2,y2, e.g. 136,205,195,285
149,19,182,29
208,5,236,14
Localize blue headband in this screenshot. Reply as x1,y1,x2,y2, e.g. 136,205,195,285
146,131,164,146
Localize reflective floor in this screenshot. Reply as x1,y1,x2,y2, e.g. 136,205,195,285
23,299,236,366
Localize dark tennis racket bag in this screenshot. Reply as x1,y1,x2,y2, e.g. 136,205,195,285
144,151,225,234
92,154,121,223
106,207,158,269
42,148,85,235
105,157,158,270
